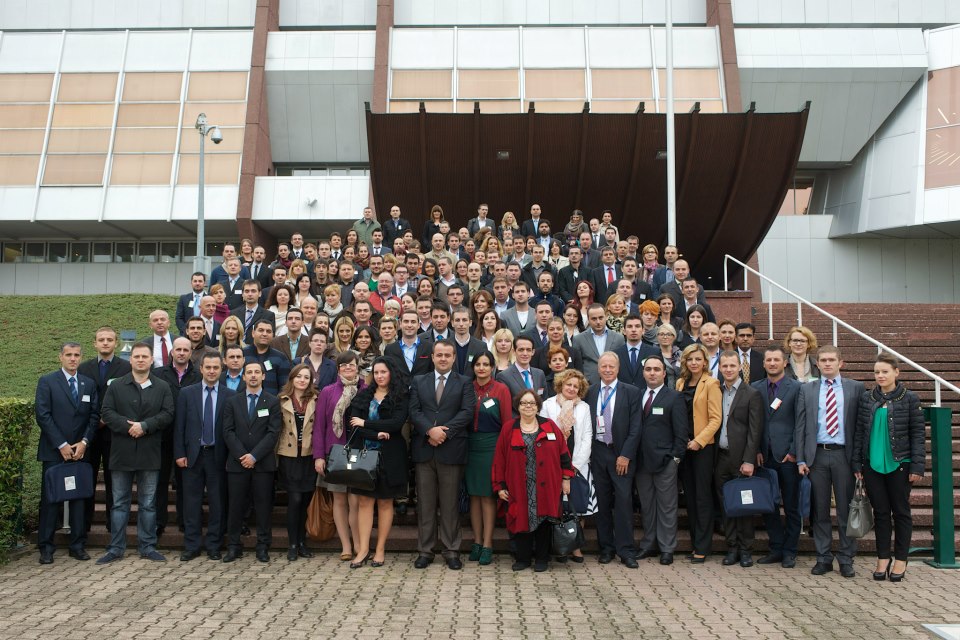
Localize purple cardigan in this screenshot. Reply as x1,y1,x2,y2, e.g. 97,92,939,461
312,378,367,459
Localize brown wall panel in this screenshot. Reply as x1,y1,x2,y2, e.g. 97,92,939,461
0,74,54,103
0,155,40,184
57,73,118,103
0,129,46,153
177,153,241,184
113,127,179,153
178,126,245,153
116,103,181,127
591,69,653,99
47,128,112,153
42,154,106,185
122,72,183,102
0,104,51,128
51,104,115,128
391,70,452,99
457,70,519,99
110,154,173,185
524,70,585,99
187,71,249,101
181,102,247,127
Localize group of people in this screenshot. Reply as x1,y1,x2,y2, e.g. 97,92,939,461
34,203,925,579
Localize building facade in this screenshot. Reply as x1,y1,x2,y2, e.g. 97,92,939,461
1,0,959,302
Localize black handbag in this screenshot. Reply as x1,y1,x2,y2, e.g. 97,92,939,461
550,495,583,556
44,461,94,503
324,429,380,492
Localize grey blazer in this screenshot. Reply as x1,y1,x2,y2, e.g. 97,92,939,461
497,365,548,405
571,330,626,386
499,306,534,338
751,375,801,461
794,376,864,466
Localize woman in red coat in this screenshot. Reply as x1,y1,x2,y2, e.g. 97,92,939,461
492,388,574,572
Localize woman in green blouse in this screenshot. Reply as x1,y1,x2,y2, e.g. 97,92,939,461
852,353,925,582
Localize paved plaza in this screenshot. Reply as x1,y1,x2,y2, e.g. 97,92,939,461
2,549,959,639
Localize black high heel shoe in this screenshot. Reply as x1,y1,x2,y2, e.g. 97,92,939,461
349,554,369,569
873,559,891,581
889,560,907,582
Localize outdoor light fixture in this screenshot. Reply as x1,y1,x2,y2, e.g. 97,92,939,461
194,113,223,274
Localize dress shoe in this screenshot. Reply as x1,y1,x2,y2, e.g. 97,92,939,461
287,546,298,562
141,551,166,562
839,564,855,578
690,554,707,564
297,544,314,558
478,547,494,566
739,552,753,568
371,558,385,568
889,560,907,582
468,543,482,562
554,555,568,564
722,550,740,566
781,556,796,569
413,555,433,569
222,549,242,563
207,551,222,561
621,556,639,569
445,556,463,570
598,551,615,564
660,553,674,566
756,552,783,565
256,549,269,563
95,552,122,565
810,561,833,575
873,559,892,581
568,554,584,564
68,549,90,561
533,562,548,572
512,561,530,571
637,548,660,560
180,550,201,562
349,554,369,569
39,551,53,565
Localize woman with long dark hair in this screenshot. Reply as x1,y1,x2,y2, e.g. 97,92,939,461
422,204,445,248
277,364,319,561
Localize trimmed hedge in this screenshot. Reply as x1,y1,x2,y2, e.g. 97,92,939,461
0,398,34,562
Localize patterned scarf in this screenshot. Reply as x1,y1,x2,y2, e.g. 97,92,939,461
332,376,359,438
556,397,577,439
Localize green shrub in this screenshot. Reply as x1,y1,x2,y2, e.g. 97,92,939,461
0,398,34,561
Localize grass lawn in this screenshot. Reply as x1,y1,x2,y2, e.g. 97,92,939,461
0,294,178,533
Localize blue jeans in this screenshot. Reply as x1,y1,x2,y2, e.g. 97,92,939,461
108,469,159,556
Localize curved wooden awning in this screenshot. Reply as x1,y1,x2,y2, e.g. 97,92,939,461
365,102,808,286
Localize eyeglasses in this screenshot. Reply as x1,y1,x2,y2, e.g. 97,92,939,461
338,363,357,369
518,400,538,407
789,338,808,344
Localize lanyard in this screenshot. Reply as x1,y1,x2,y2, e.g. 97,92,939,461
597,383,617,416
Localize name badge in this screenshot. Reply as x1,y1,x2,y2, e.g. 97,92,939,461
770,398,782,410
107,378,115,386
140,380,152,389
537,388,544,396
639,294,646,300
264,360,273,371
188,299,195,308
234,289,243,295
652,407,663,415
467,355,474,362
740,489,754,505
483,398,496,409
257,408,269,418
546,432,557,441
81,394,91,403
597,416,605,433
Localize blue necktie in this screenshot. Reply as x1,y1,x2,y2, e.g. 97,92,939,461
630,347,638,370
202,386,215,445
522,370,532,389
245,308,254,333
248,394,258,419
98,359,109,384
68,377,79,405
193,293,201,316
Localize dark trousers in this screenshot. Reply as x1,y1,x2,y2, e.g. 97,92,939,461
863,463,913,561
38,461,87,553
181,448,225,553
226,471,274,551
84,427,112,532
679,443,715,555
715,450,755,552
590,442,636,560
286,490,311,548
514,520,552,566
762,455,802,557
809,447,856,565
415,459,464,558
156,433,183,529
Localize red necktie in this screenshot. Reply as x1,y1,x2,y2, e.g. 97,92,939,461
160,337,169,366
643,389,654,415
825,379,839,437
606,267,614,285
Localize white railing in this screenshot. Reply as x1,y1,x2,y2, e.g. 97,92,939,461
723,254,960,406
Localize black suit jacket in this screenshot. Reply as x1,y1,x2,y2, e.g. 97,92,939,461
556,263,591,303
451,337,488,379
717,382,764,473
78,357,131,411
384,338,434,384
520,217,549,239
229,305,276,333
176,292,204,334
383,217,412,247
173,382,234,468
222,390,281,473
531,341,583,373
591,264,623,304
752,376,801,461
34,370,99,462
154,362,202,407
740,349,765,384
637,386,688,473
248,263,272,289
614,343,659,388
408,371,477,465
586,381,643,461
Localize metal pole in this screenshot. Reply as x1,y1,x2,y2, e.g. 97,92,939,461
196,124,205,274
665,0,676,245
923,406,959,569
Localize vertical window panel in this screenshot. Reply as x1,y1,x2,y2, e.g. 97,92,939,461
51,104,115,128
0,104,51,128
524,70,585,100
656,69,722,100
457,70,519,99
0,155,41,184
109,154,173,185
591,69,653,99
0,129,46,154
116,103,181,127
0,74,54,103
122,73,183,102
113,127,178,153
390,70,452,99
47,128,112,153
187,72,248,101
176,153,242,184
57,73,118,103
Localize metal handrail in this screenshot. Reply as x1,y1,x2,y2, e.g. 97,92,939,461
723,254,960,406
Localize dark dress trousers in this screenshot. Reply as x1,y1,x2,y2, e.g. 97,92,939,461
34,370,99,554
223,390,282,552
154,363,202,531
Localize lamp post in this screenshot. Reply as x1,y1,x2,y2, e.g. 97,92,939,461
194,113,222,274
665,0,676,246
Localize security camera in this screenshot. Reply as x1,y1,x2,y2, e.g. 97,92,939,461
210,127,223,144
306,198,318,207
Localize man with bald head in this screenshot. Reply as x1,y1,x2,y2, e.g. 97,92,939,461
370,272,400,315
659,259,708,313
196,295,221,347
143,310,175,369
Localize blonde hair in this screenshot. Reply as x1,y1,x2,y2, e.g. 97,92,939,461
678,343,711,384
218,315,246,355
782,325,818,356
553,368,589,398
492,328,516,366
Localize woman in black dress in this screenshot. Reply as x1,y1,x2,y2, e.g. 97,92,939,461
345,357,409,568
277,363,319,561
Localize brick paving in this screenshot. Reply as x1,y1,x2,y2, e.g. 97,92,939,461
2,550,960,639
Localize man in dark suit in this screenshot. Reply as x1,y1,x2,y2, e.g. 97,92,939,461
222,361,282,563
714,351,764,568
577,231,602,271
242,320,290,396
385,310,434,385
590,247,622,305
259,266,287,307
195,296,221,347
650,244,679,296
209,243,251,288
586,351,643,567
408,340,477,570
175,272,207,335
382,204,412,248
497,335,548,406
556,245,591,303
450,308,487,379
634,355,688,565
796,346,864,578
521,300,555,350
230,280,276,339
671,277,715,324
752,346,802,568
174,352,234,561
736,323,766,384
78,326,131,534
660,260,708,313
248,245,272,290
466,203,495,237
34,342,100,564
219,258,246,309
519,203,547,239
615,315,658,388
98,343,175,564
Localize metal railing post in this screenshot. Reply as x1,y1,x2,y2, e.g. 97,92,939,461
767,283,773,340
797,301,802,327
923,406,959,569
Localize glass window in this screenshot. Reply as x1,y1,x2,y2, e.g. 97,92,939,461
114,242,135,263
24,242,45,263
137,242,158,263
47,242,68,263
93,242,112,263
2,243,24,263
183,242,197,259
160,242,181,263
70,242,90,263
206,242,225,258
777,179,814,215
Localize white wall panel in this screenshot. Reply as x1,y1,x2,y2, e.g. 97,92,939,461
0,0,255,29
652,27,719,68
125,31,191,71
393,0,705,25
36,188,100,219
588,28,652,68
390,28,454,69
927,24,960,71
251,176,368,221
0,187,35,221
732,0,960,26
0,32,61,72
102,187,170,220
170,185,239,220
457,29,520,69
188,30,254,71
522,28,585,68
60,32,125,72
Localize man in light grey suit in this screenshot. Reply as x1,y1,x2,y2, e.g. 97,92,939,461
572,303,625,386
795,345,864,578
496,335,547,412
499,282,535,338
